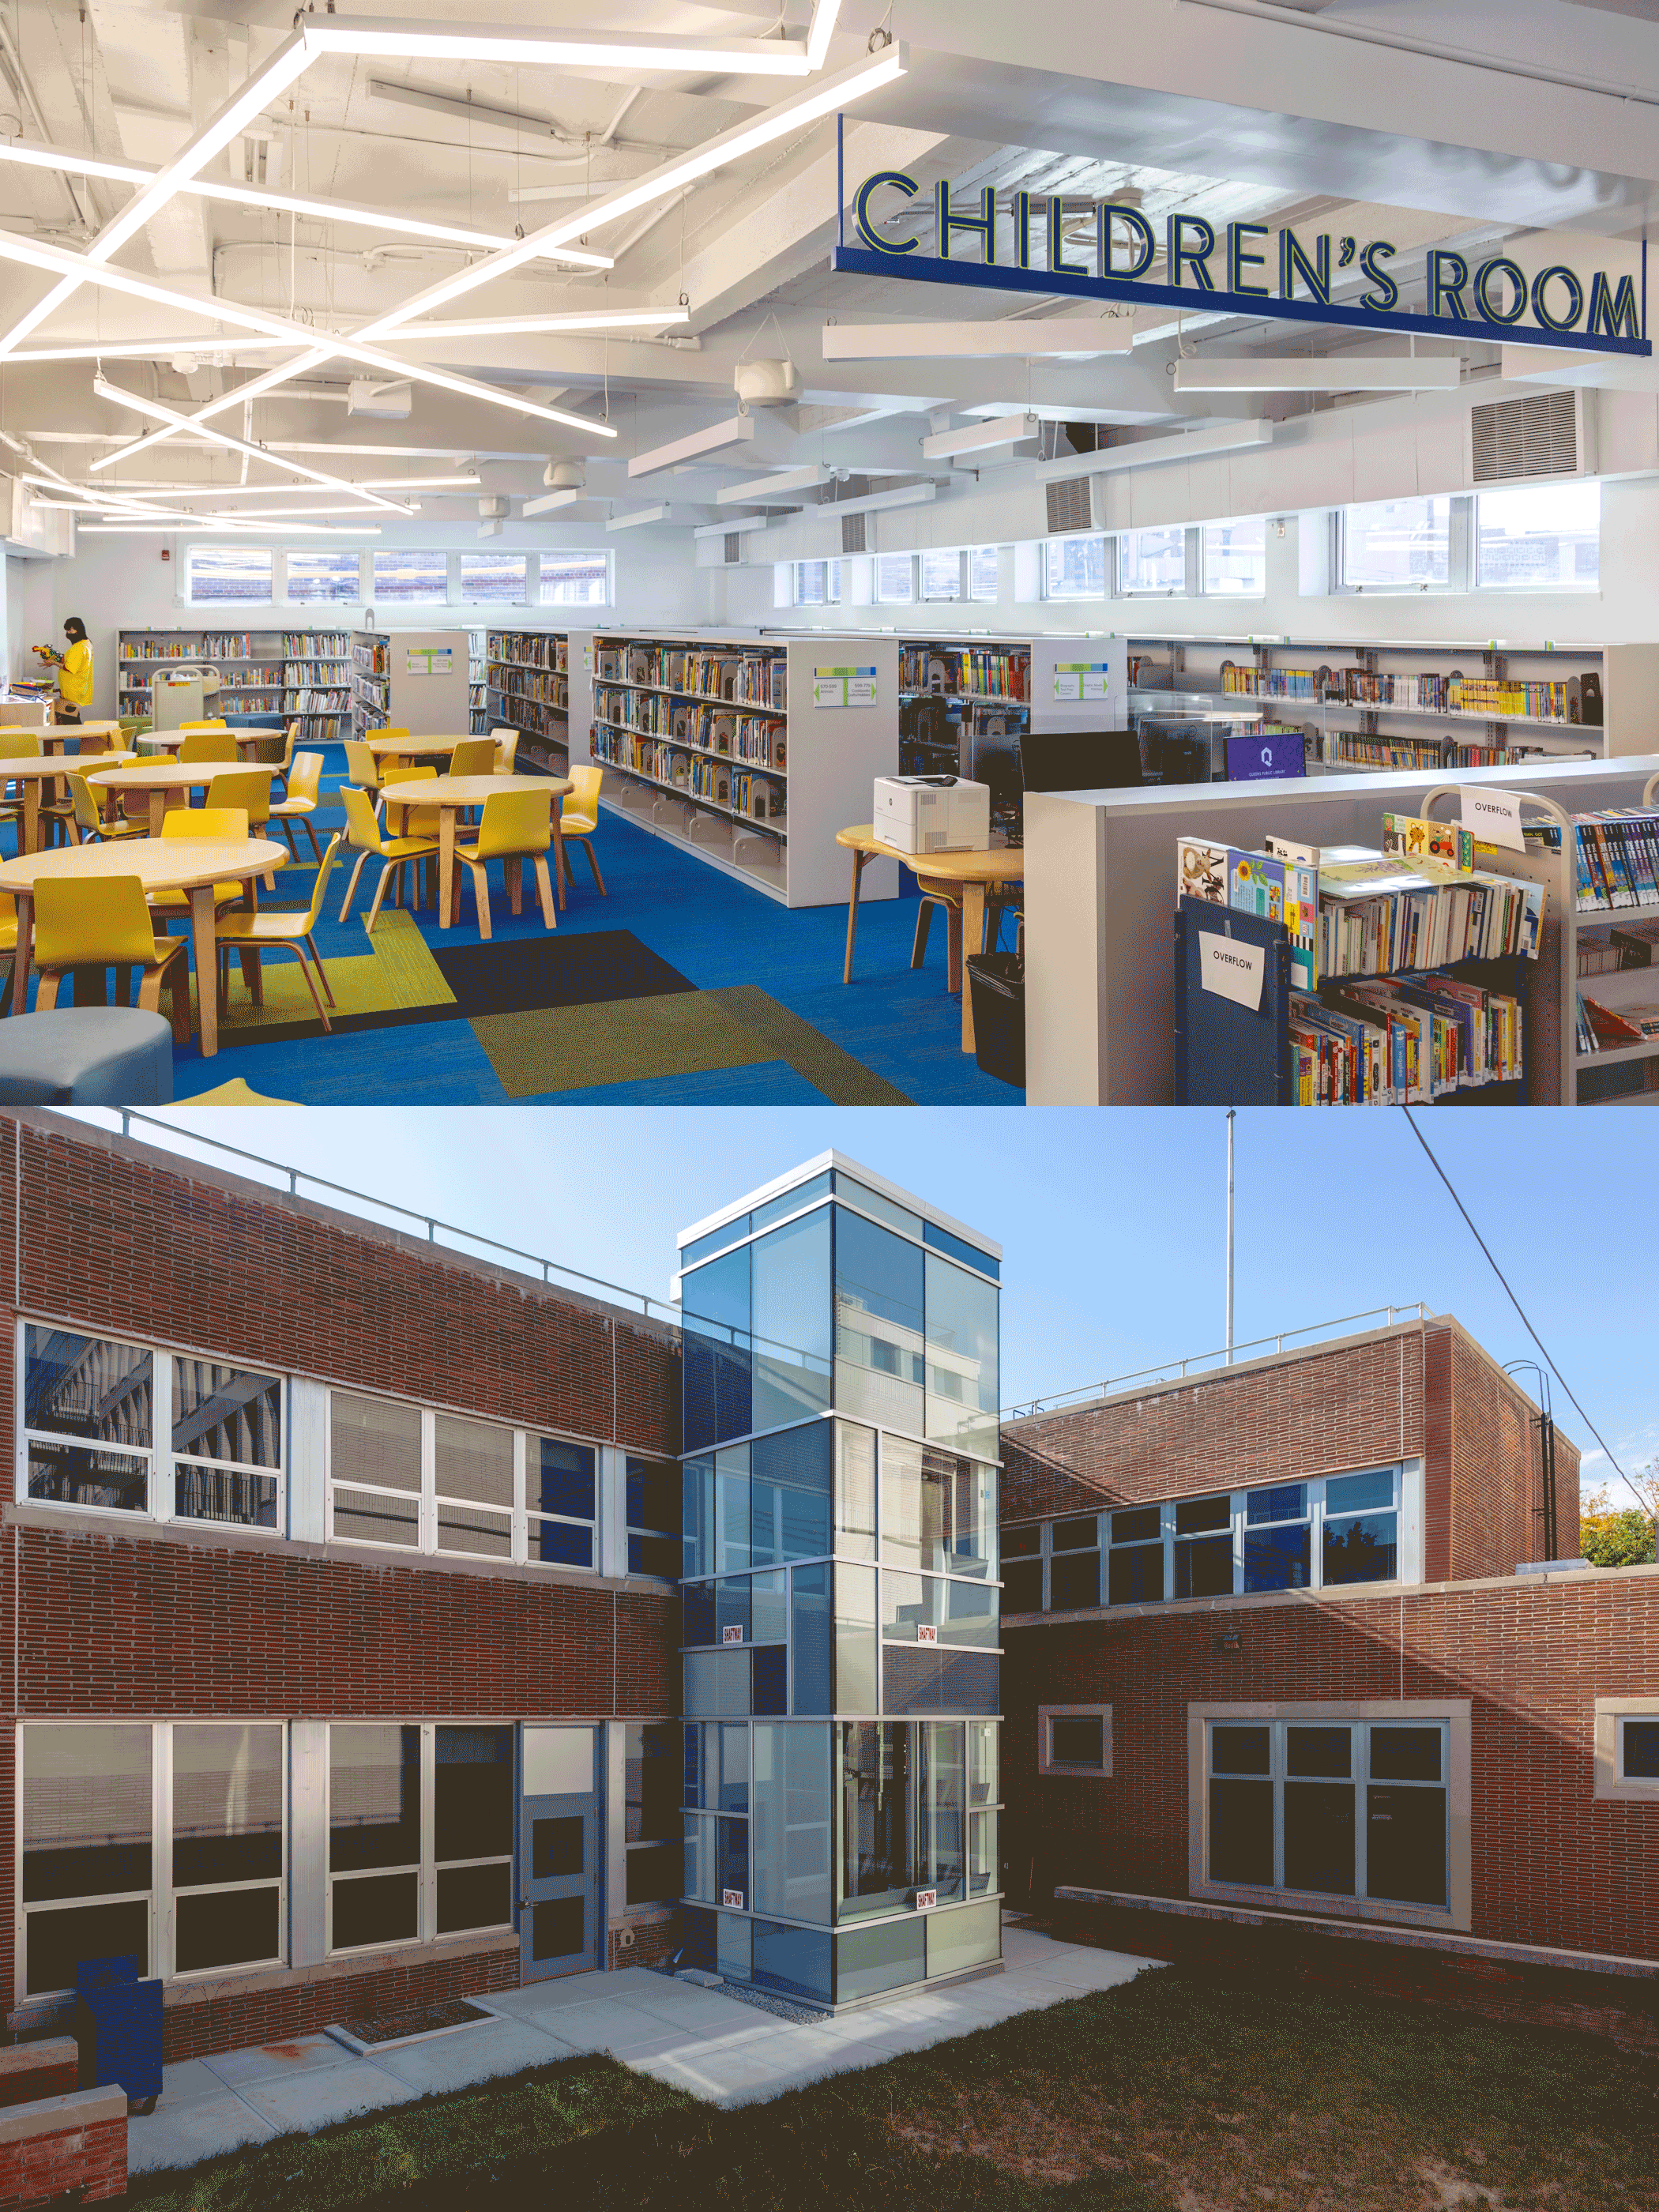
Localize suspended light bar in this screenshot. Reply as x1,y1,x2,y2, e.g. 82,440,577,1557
717,463,833,506
922,413,1041,463
9,337,297,363
78,521,383,534
1033,420,1276,479
1172,357,1462,393
93,375,416,512
384,309,690,339
824,319,1134,361
521,487,596,515
130,475,480,497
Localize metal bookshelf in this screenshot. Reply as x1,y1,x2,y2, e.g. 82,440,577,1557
116,626,287,720
486,627,569,773
349,628,470,740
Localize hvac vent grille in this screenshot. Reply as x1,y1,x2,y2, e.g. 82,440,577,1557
1469,389,1578,483
1045,475,1093,535
841,511,868,555
724,532,742,564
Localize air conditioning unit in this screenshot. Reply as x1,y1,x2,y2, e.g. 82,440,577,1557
348,379,412,419
1044,474,1104,535
841,511,868,556
1465,387,1593,485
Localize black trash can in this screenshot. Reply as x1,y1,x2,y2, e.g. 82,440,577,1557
966,951,1025,1087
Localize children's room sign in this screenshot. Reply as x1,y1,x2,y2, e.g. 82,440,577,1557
814,664,878,708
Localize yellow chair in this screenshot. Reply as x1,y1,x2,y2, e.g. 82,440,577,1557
50,773,146,849
269,751,325,862
493,728,520,773
179,729,237,764
149,807,255,930
342,739,385,807
558,760,608,897
379,766,440,907
453,787,556,941
179,719,228,729
216,834,343,1031
448,738,496,777
205,769,273,830
337,784,439,933
31,874,191,1041
0,891,17,1014
0,728,38,839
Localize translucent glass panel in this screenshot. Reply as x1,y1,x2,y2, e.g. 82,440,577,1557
836,1422,877,1560
926,1898,999,1977
172,1358,280,1528
1202,518,1265,596
1339,496,1450,589
286,549,361,603
1044,534,1107,599
434,1725,513,1936
752,1721,832,1923
172,1724,282,1973
459,552,528,603
372,549,448,602
1118,525,1186,593
684,1424,831,1579
835,1562,878,1717
791,560,841,606
684,1647,752,1717
881,1572,997,1646
834,1209,925,1434
329,1725,420,1950
881,1436,996,1578
924,1253,999,1462
837,1913,923,2001
186,547,272,604
920,549,961,600
1476,482,1598,589
792,1563,832,1714
969,544,999,600
751,1208,833,1434
682,1247,752,1450
539,551,609,605
22,1724,152,1994
875,553,914,603
920,1721,966,1903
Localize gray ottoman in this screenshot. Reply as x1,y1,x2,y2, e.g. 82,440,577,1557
0,1008,175,1103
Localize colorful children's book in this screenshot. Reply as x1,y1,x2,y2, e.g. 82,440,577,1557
1228,848,1285,923
1382,813,1473,873
1176,837,1228,906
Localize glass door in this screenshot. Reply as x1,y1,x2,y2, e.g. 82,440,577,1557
519,1726,599,1982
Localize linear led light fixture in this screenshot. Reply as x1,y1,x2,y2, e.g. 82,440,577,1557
826,321,1134,361
1172,357,1462,393
717,463,833,506
921,413,1041,464
521,487,597,515
822,480,937,521
629,414,757,480
130,475,480,497
384,309,690,339
77,521,382,535
693,514,773,540
0,138,610,269
1033,419,1276,481
93,375,416,512
9,337,299,363
605,503,702,530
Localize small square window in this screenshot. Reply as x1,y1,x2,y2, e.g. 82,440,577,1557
186,547,273,604
1039,1705,1111,1776
1598,1705,1659,1797
875,554,915,604
1117,526,1187,595
1043,535,1107,600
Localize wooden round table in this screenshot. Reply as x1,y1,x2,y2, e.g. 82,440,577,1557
139,728,274,758
365,734,471,766
392,773,574,928
88,761,272,838
835,825,1025,1054
0,836,288,1058
43,720,126,754
3,752,136,853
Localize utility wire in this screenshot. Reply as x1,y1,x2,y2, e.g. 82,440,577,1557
1401,1107,1656,1535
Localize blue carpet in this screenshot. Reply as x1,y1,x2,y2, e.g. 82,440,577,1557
6,748,1025,1107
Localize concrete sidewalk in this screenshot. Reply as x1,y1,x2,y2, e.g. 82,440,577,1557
131,1924,1161,2176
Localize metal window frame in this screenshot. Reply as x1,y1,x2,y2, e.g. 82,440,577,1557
1332,495,1471,595
919,547,968,604
537,549,611,608
1115,522,1192,599
1593,1697,1659,1800
1196,517,1267,600
1037,1703,1112,1778
182,542,276,608
1472,482,1601,593
1041,530,1110,603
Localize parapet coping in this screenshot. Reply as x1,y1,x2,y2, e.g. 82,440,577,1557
0,2087,127,2145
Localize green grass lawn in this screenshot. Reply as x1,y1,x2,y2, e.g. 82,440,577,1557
130,1970,1659,2212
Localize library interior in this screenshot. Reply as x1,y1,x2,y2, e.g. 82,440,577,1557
2,0,1659,1108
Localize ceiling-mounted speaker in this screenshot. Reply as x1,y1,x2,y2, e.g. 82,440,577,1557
735,358,800,407
543,459,585,489
479,495,510,518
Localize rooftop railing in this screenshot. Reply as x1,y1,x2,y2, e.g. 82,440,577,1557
1000,1304,1431,1423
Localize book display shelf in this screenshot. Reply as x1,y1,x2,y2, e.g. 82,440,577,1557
898,639,1031,777
349,628,471,740
468,630,488,736
1548,768,1659,1104
1127,634,1659,777
487,629,570,773
117,627,288,718
567,630,900,908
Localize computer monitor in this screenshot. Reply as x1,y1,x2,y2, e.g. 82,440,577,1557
1018,727,1142,793
1224,729,1307,782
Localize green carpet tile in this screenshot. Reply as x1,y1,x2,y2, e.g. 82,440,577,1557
706,986,910,1105
200,910,456,1036
471,989,781,1097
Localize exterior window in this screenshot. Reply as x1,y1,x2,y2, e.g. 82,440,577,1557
329,1724,422,1951
530,1438,596,1567
1475,482,1598,589
1594,1701,1659,1800
1174,1495,1232,1599
1108,1503,1162,1605
186,546,272,604
1038,1706,1112,1776
539,551,609,606
837,1720,999,1919
1339,496,1450,590
968,544,999,600
1244,1484,1311,1592
286,549,361,604
1322,1469,1397,1586
22,1325,152,1513
1043,534,1107,600
459,552,528,604
171,1358,281,1528
434,1415,514,1559
329,1391,421,1548
371,549,449,603
628,1456,681,1577
1002,1522,1041,1612
920,549,961,601
434,1726,514,1936
1201,518,1265,596
791,560,841,607
626,1724,682,1905
875,554,915,604
1050,1515,1100,1611
924,1251,999,1462
20,1721,287,1996
1204,1716,1451,1914
1118,525,1187,595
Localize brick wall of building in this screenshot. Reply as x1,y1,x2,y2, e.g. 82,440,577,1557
1003,1564,1659,1966
1001,1327,1429,1526
0,2100,126,2212
1446,1330,1581,1574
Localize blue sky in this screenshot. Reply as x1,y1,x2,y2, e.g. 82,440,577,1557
118,1106,1653,1509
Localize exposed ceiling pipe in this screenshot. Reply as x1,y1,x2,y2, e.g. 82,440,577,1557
598,88,642,145
0,20,95,231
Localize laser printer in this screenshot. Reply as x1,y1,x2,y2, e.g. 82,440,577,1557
872,773,990,856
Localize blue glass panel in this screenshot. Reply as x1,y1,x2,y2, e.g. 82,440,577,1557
750,1172,831,1233
923,1221,999,1279
791,1562,832,1715
1323,1513,1398,1586
752,1644,788,1717
534,1439,594,1520
751,1421,833,1567
752,1918,832,2003
530,1518,592,1568
683,1248,752,1450
680,1219,749,1270
683,1582,716,1649
751,1210,833,1434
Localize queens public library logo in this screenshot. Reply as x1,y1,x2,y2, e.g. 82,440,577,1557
830,122,1650,359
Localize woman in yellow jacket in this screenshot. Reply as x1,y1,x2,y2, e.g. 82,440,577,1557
36,618,93,724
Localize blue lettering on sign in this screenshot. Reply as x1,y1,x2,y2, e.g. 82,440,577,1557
832,134,1650,358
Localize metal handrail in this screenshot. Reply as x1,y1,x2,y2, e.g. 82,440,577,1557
1001,1304,1431,1422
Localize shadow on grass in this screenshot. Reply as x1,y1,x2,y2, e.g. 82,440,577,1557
129,1970,1659,2212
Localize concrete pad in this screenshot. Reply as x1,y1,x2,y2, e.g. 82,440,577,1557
360,2017,570,2097
205,2033,357,2090
480,1973,627,2018
235,2059,410,2135
129,2087,275,2175
616,1987,778,2040
150,2057,229,2108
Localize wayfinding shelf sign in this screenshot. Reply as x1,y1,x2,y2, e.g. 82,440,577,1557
1054,661,1110,702
1461,787,1527,853
404,645,453,677
1199,931,1267,1011
814,664,878,708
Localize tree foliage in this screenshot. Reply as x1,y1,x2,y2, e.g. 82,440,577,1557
1578,1463,1659,1567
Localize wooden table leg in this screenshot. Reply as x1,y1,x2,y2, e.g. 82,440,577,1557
190,883,220,1056
842,849,867,984
21,781,40,856
9,892,32,1015
149,788,167,837
960,881,986,1055
439,805,457,928
550,813,567,911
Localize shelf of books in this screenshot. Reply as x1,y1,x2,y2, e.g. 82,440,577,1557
487,629,569,774
468,630,488,737
899,638,1031,841
567,630,900,908
349,628,471,740
1128,635,1659,777
279,629,350,743
117,627,288,717
1174,808,1543,1104
1544,769,1659,1104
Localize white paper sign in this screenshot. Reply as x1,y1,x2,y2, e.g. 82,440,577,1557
1461,786,1527,853
916,1623,938,1645
914,1888,937,1911
722,1624,744,1645
1199,931,1266,1010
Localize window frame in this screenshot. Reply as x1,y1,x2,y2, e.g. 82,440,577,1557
624,1720,684,1909
16,1717,289,2000
538,551,611,608
370,547,452,606
1041,532,1111,603
1115,524,1192,598
183,544,275,607
1187,1700,1472,1932
17,1318,286,1533
919,548,967,604
1198,517,1266,599
1038,1704,1112,1778
1593,1697,1659,1801
789,559,843,608
457,550,530,606
873,552,917,605
1473,481,1601,593
1333,495,1465,595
